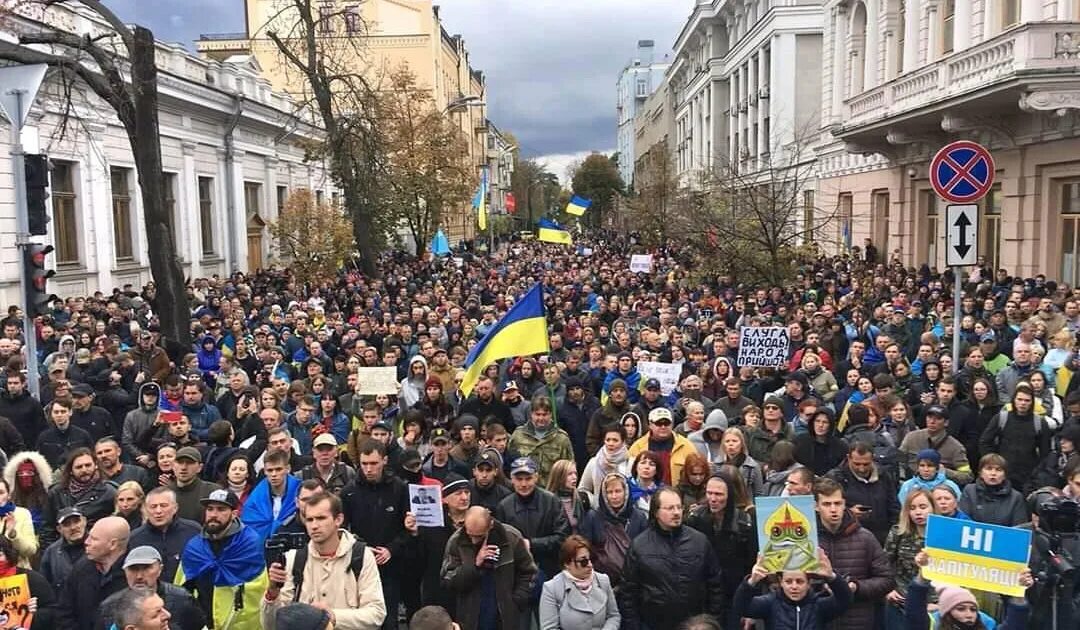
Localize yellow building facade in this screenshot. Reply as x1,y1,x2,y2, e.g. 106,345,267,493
198,0,489,243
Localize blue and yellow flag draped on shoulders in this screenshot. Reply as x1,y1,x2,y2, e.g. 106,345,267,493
460,283,550,397
537,217,573,245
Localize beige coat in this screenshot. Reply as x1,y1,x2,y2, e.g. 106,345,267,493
0,506,37,567
259,529,386,630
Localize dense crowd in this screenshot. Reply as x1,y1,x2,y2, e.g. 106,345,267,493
0,234,1076,630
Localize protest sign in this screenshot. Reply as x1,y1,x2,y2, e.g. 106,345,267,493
754,496,820,573
637,361,682,395
923,515,1031,597
0,573,32,629
629,254,653,273
409,484,444,528
737,327,790,367
355,367,400,396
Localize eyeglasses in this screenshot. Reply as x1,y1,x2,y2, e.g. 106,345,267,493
573,556,591,568
651,419,672,426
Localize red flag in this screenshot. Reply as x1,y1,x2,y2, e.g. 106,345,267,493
506,192,516,214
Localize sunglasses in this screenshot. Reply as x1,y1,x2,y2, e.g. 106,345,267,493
573,556,592,568
763,404,780,410
651,419,672,426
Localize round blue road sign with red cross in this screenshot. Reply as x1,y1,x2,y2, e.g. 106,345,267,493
930,140,995,203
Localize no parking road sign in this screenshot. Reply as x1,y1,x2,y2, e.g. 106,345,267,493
930,141,995,203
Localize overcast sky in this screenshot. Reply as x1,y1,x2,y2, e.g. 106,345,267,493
104,0,687,179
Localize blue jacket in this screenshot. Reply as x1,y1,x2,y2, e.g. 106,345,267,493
604,369,642,404
898,469,962,503
181,401,222,441
734,573,852,630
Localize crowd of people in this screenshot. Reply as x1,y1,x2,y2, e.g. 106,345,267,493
0,233,1076,630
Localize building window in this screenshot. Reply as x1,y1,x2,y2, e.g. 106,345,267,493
1060,181,1080,287
163,173,178,250
316,190,325,205
942,0,955,55
198,177,215,256
873,190,890,256
981,184,1002,272
924,190,941,267
803,190,816,242
110,166,134,262
636,79,648,97
276,186,288,216
1002,0,1020,28
896,0,906,77
762,117,771,156
850,1,868,95
838,193,853,250
318,6,333,34
344,5,361,34
244,182,261,216
51,161,79,265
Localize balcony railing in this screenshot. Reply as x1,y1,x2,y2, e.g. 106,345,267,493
841,22,1080,130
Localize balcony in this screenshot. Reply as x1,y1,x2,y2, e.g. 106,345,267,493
835,22,1080,142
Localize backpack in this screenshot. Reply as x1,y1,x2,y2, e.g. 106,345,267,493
291,539,366,602
995,408,1044,436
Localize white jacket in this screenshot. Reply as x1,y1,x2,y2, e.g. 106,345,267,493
259,529,386,630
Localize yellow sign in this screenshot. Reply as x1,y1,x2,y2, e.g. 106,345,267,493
0,574,32,629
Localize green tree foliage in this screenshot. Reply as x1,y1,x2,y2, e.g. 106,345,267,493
570,153,625,227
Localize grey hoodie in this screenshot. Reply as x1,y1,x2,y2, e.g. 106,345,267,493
688,409,729,463
121,382,161,461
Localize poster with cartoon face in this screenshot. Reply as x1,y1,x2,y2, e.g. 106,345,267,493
755,496,820,574
0,573,31,629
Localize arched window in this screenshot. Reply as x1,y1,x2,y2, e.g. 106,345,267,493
849,1,868,95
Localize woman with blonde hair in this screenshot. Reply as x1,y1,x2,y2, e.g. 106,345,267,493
883,488,934,630
113,480,145,530
547,459,591,533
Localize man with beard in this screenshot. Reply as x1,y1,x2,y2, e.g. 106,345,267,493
586,378,632,454
96,437,151,490
179,489,268,629
42,447,117,546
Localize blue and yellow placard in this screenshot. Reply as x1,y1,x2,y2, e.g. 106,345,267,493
923,514,1031,596
754,496,819,573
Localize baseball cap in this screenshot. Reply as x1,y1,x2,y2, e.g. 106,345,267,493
979,331,996,343
371,421,393,434
925,404,948,417
476,448,503,469
200,488,239,509
441,474,470,498
502,381,519,392
510,457,538,476
312,433,338,449
58,506,84,523
123,545,163,569
430,428,451,444
648,407,673,424
175,446,203,463
644,378,662,390
71,383,94,397
400,448,422,470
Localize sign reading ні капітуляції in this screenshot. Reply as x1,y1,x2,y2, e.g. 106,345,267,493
737,326,790,368
922,514,1032,597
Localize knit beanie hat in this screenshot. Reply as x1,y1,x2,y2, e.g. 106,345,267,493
935,586,978,618
275,603,331,630
425,376,443,390
916,448,941,466
609,378,628,392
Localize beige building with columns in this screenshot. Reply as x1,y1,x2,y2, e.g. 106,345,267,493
197,0,490,243
818,0,1080,283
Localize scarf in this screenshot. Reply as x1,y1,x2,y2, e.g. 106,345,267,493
68,471,102,498
563,570,593,594
181,523,265,586
243,475,300,542
591,445,628,491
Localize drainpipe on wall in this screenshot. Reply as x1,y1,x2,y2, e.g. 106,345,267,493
223,95,244,273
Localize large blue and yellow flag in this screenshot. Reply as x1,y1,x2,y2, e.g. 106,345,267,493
460,283,550,397
537,217,573,245
565,195,591,216
473,168,488,230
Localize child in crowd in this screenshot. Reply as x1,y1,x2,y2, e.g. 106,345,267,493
898,449,961,502
734,549,850,629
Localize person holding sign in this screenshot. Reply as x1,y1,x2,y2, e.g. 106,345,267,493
733,548,850,630
905,550,1032,630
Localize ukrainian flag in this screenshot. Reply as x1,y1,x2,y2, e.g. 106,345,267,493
537,217,573,245
565,195,591,216
460,283,550,397
473,168,488,230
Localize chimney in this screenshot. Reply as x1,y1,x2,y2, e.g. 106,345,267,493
637,40,655,65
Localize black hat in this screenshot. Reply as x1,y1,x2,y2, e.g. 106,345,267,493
644,378,661,390
442,473,470,498
400,448,422,470
275,603,332,630
475,448,503,469
430,428,451,444
925,404,948,418
58,506,85,523
455,414,480,432
199,488,239,509
71,383,94,397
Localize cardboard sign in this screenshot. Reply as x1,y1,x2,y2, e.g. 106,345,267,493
0,573,32,629
637,361,682,396
629,254,653,273
737,327,790,367
922,515,1031,596
409,484,445,528
754,496,820,573
355,367,400,396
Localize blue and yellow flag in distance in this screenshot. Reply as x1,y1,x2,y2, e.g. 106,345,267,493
473,168,488,230
460,283,550,397
537,217,573,245
565,195,591,216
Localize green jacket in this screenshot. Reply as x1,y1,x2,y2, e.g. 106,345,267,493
509,423,574,483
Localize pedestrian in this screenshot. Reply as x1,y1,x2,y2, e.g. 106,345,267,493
538,535,620,629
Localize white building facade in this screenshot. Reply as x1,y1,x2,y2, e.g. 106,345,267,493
667,0,824,190
0,4,334,308
818,0,1080,279
617,40,670,186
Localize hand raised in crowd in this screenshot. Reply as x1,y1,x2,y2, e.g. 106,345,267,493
747,554,770,586
474,543,500,568
809,547,836,581
266,561,287,598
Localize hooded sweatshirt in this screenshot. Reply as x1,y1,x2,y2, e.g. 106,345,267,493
121,382,161,461
398,356,428,411
578,473,647,586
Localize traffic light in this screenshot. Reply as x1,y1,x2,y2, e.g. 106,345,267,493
23,244,56,317
24,154,49,236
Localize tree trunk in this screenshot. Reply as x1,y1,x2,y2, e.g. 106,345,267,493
130,27,191,349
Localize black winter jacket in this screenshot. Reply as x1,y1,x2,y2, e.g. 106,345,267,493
42,480,116,547
979,409,1052,493
685,504,757,597
618,523,726,630
0,389,46,451
129,517,202,583
494,487,570,577
35,424,93,469
959,478,1028,526
39,538,85,592
794,433,848,476
468,479,511,514
816,512,895,630
340,472,412,574
734,573,852,630
71,405,115,442
826,463,900,545
56,555,128,630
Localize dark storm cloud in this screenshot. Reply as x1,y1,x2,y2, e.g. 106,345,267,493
105,0,687,159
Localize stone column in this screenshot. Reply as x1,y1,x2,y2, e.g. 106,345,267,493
954,0,972,51
904,0,921,72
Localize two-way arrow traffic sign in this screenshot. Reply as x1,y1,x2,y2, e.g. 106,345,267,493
945,204,979,267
